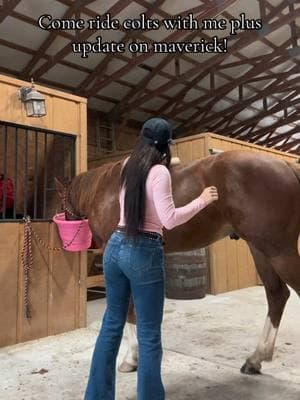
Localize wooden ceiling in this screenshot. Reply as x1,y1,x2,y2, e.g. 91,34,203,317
0,0,299,153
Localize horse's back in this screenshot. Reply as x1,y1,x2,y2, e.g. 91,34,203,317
198,150,300,245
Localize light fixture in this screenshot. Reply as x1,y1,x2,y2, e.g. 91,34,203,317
209,148,224,155
19,78,46,117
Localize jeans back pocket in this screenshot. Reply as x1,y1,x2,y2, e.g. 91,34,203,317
129,245,164,272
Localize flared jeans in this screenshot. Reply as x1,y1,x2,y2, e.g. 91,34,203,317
84,231,165,400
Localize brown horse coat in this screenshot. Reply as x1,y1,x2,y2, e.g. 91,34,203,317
56,150,300,374
62,150,300,254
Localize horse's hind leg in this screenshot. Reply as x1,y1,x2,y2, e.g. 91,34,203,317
270,249,300,296
241,244,290,375
118,298,138,373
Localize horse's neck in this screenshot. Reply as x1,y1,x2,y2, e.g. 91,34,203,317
69,174,87,217
69,162,122,218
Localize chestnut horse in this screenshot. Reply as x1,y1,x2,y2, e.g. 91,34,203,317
56,150,300,375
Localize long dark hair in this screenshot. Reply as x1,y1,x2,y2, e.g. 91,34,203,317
120,138,171,237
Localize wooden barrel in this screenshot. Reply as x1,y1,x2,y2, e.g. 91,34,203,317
165,249,208,300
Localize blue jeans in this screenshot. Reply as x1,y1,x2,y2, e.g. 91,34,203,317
84,231,165,400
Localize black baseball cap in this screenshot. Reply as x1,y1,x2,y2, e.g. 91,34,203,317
140,118,175,149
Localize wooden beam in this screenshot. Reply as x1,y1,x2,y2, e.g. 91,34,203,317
276,139,300,152
228,122,260,138
176,43,298,118
291,145,300,155
134,1,299,118
176,66,299,135
239,85,243,102
0,0,21,23
0,39,202,126
210,71,215,91
290,2,298,48
110,2,298,127
218,5,300,123
107,0,239,120
85,0,239,97
76,0,167,94
211,69,298,126
0,36,93,75
32,0,133,80
259,0,267,20
0,24,253,125
175,56,180,78
221,92,300,136
20,0,95,79
283,135,293,146
135,0,209,16
242,112,300,142
175,54,296,136
259,134,289,148
254,129,274,144
258,126,300,147
217,54,271,70
246,71,298,83
10,10,74,41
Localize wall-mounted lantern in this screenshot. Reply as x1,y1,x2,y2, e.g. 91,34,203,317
18,79,46,117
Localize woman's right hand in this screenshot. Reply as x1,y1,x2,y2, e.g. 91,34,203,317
200,186,219,206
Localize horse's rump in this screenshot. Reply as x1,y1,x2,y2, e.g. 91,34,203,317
286,161,300,185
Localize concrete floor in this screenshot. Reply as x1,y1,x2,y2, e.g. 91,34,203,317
0,286,299,400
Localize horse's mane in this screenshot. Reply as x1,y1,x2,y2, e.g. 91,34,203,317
69,159,124,213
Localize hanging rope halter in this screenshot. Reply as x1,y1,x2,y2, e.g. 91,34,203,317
21,216,33,319
63,186,84,220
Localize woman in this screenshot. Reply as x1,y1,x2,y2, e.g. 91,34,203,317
84,118,218,400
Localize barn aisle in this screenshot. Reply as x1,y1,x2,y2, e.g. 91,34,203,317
1,286,299,400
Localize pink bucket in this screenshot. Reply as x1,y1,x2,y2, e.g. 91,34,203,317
53,213,92,252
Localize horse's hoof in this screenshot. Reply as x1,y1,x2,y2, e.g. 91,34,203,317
240,361,262,375
118,361,137,373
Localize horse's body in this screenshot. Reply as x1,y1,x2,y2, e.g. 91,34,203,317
57,150,300,375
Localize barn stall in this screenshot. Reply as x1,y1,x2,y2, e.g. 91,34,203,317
0,74,87,347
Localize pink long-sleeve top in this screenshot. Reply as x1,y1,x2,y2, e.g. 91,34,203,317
118,162,206,235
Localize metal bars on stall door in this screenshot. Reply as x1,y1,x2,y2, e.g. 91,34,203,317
1,124,8,219
0,120,76,221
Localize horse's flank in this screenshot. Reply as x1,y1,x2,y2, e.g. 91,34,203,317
66,150,300,254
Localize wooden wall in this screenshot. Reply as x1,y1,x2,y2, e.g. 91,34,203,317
89,149,131,169
0,74,87,346
0,222,84,347
87,111,138,166
0,74,87,174
207,132,298,162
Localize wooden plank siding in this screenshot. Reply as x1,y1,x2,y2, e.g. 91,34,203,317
0,222,82,347
0,73,87,347
0,224,19,346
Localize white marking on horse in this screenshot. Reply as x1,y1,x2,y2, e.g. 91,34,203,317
247,315,278,368
118,322,138,372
